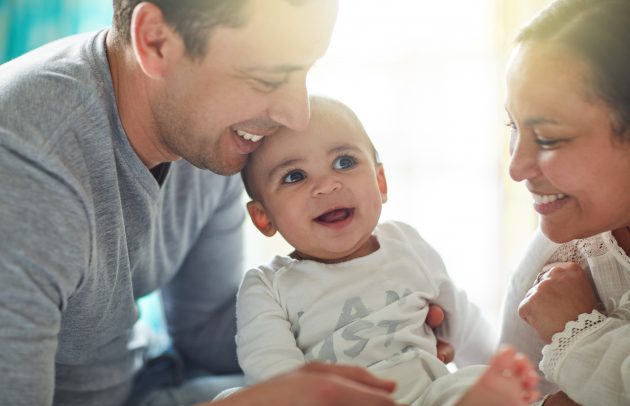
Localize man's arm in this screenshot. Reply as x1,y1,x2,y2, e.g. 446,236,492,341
0,144,88,405
161,174,245,373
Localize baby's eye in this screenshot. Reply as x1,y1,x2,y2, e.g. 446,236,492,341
282,170,306,184
333,155,356,170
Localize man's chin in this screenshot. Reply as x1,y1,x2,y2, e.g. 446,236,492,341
191,155,247,176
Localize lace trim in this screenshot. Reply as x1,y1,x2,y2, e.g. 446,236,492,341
540,310,607,383
604,231,630,265
548,233,609,267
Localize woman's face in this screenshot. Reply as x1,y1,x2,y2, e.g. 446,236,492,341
506,42,630,243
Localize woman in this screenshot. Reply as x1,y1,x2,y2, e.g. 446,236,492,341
499,0,630,405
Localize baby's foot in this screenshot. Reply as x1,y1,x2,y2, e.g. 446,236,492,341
455,346,539,406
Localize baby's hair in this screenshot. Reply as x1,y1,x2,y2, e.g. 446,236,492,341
241,95,380,200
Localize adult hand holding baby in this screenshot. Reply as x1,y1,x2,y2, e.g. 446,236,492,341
426,304,455,364
204,363,399,406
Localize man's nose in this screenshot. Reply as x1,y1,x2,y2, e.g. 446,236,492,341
267,78,310,132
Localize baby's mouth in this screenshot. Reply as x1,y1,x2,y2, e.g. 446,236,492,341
315,208,354,224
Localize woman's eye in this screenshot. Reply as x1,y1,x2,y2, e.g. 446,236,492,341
333,156,356,170
282,170,305,184
535,138,560,149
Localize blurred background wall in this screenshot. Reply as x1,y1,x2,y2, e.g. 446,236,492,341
0,0,112,63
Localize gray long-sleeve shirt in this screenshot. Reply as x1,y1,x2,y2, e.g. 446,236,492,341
0,29,244,405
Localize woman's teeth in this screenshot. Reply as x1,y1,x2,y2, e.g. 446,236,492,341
236,130,263,142
533,193,566,204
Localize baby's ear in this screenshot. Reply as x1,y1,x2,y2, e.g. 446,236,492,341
246,201,277,237
376,164,388,203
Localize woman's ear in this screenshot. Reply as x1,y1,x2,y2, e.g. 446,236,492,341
246,201,277,237
376,164,388,203
130,2,184,79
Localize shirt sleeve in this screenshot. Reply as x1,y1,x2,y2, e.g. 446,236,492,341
539,292,630,405
430,268,495,367
396,221,496,367
0,142,89,405
235,265,306,384
161,174,246,374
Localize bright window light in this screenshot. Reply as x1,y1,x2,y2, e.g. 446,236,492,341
244,0,540,333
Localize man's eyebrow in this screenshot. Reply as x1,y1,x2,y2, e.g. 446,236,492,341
240,64,305,75
268,157,304,181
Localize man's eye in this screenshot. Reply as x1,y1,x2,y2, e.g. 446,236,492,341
256,78,287,91
333,156,356,170
282,170,305,184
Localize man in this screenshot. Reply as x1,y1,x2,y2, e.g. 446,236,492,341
0,1,449,405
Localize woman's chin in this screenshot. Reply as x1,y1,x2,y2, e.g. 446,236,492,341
540,223,577,244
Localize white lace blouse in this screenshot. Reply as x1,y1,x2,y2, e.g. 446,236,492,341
499,228,630,405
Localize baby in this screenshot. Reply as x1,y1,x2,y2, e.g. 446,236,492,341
235,96,539,405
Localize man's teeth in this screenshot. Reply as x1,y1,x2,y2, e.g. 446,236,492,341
236,130,263,142
533,193,566,204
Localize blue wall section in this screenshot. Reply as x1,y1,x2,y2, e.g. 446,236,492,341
0,0,112,63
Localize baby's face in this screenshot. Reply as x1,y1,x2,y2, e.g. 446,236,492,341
247,105,387,262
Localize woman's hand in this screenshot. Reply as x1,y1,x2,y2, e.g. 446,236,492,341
518,262,600,343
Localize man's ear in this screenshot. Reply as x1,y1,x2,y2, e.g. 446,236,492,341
376,163,388,203
130,2,184,79
246,201,277,237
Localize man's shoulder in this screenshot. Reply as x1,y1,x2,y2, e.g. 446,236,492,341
0,31,112,154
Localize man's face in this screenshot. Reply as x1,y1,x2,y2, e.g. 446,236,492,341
151,0,338,174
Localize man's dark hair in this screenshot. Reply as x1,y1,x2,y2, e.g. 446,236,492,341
112,0,248,58
517,0,630,137
113,0,314,59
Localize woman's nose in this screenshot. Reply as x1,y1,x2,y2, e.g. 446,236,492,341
508,134,540,182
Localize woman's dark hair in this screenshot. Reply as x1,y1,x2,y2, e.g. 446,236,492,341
517,0,630,138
